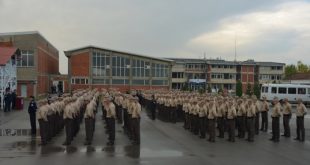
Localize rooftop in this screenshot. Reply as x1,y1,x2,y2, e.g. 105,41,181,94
0,31,58,52
64,45,174,63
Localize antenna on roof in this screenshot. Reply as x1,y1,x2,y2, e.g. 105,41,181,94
234,32,237,62
203,52,206,60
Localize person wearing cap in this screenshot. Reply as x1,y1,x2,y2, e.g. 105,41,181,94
295,98,307,142
270,97,281,142
217,99,225,138
131,98,141,145
246,99,256,142
227,100,237,142
37,103,48,145
253,96,261,135
207,100,217,142
282,98,292,137
84,99,95,145
28,96,38,135
236,99,246,138
198,101,206,138
260,96,269,132
105,98,116,146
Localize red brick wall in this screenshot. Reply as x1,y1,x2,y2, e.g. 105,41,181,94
17,81,34,97
37,48,59,74
70,52,90,76
37,75,49,94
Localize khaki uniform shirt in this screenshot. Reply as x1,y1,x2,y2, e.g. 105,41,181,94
296,103,307,117
282,102,292,115
208,105,217,119
132,102,141,118
227,106,237,119
271,103,282,117
106,102,116,118
246,104,256,117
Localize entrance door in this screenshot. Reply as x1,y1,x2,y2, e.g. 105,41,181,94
21,85,27,97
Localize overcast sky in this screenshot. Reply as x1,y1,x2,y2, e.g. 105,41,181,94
1,0,309,74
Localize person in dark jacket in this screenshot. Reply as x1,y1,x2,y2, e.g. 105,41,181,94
11,90,17,110
28,96,38,135
4,92,12,112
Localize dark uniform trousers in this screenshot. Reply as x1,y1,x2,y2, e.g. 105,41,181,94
227,119,235,142
47,115,54,140
246,117,255,141
131,118,140,144
296,116,305,141
123,108,129,133
117,105,123,124
217,117,224,138
271,117,280,141
29,113,36,135
38,119,48,144
237,116,246,138
183,112,189,129
260,111,268,131
283,114,291,137
199,117,206,138
193,115,199,135
255,112,260,135
170,107,177,123
102,106,106,120
107,117,115,143
208,119,216,142
85,118,95,143
64,119,73,144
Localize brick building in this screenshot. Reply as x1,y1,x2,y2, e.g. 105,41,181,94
168,58,285,93
0,31,59,97
65,46,173,92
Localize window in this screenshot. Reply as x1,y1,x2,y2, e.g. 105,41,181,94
151,63,168,77
278,87,287,94
298,88,306,95
17,50,34,67
261,87,265,93
308,88,310,94
112,79,128,85
112,56,129,77
92,51,110,76
93,79,109,84
71,77,89,85
271,87,277,94
265,87,268,93
288,88,296,94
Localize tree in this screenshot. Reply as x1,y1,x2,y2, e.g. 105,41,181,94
207,85,212,93
284,64,297,78
246,83,252,96
253,81,260,99
297,61,309,73
236,80,242,97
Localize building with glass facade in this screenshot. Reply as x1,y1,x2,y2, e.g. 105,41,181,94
65,46,173,92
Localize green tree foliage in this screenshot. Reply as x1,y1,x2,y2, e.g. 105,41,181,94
207,85,212,93
284,64,297,78
236,80,242,97
253,81,260,98
246,83,252,96
297,61,309,73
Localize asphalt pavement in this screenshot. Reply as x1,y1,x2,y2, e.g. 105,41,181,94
0,102,309,165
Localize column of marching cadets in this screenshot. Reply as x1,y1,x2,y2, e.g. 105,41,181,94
36,89,142,146
141,90,307,143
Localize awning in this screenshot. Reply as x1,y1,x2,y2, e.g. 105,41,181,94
0,47,20,66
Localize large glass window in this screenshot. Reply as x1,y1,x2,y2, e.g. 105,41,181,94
271,87,277,94
71,77,89,85
278,87,287,94
132,59,151,77
17,50,34,67
288,88,296,94
92,51,110,76
298,88,306,95
112,55,129,77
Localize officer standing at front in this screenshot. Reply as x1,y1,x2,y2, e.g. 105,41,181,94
282,98,292,137
28,96,38,135
260,96,269,132
270,97,281,142
295,98,307,142
246,99,256,142
105,99,116,146
131,98,141,145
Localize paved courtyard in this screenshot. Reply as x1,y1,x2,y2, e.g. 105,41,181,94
0,102,309,165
